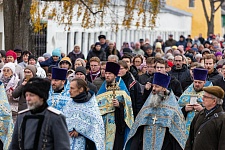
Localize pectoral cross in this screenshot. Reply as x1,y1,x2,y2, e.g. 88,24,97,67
152,115,157,125
107,82,120,99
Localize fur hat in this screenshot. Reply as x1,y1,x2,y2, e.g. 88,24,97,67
3,62,15,74
52,67,67,80
6,50,17,60
24,65,37,76
153,72,171,88
23,77,51,101
59,57,72,67
203,86,224,99
105,62,120,76
75,66,86,75
193,68,208,81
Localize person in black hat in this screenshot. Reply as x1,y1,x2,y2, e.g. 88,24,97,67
47,67,71,111
176,35,187,49
96,62,134,150
165,34,177,47
13,46,23,63
11,77,70,150
86,42,106,62
98,34,108,51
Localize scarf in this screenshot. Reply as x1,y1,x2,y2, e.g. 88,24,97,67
72,92,89,103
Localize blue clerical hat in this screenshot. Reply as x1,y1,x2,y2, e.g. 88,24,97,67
52,67,67,80
153,72,171,88
105,62,120,76
193,68,208,81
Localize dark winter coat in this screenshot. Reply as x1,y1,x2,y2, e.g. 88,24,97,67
40,57,60,67
67,51,85,68
211,76,225,110
176,40,187,48
170,65,192,91
165,39,177,47
168,74,183,98
122,72,144,118
93,76,105,91
207,69,222,85
130,65,139,81
11,103,70,150
87,48,106,62
104,47,121,60
185,106,225,150
12,84,27,111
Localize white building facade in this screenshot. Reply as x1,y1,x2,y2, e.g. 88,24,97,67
46,4,192,57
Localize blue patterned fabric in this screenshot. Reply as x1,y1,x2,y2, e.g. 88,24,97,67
97,77,129,96
0,82,14,150
178,81,212,136
96,77,134,150
47,80,71,112
63,94,105,150
124,91,186,150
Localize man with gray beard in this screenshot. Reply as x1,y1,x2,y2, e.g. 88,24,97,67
124,72,186,150
10,77,70,149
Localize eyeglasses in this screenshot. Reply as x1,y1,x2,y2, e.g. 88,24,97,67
203,95,215,99
3,69,11,72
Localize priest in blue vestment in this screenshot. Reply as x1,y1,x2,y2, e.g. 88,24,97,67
178,68,212,136
96,62,134,150
124,72,186,150
47,67,71,111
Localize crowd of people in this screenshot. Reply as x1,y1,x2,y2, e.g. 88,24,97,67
0,33,225,149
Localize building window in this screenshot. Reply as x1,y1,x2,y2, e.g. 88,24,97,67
189,0,195,8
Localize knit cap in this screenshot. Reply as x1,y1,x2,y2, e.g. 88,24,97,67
52,48,61,58
2,62,16,74
24,65,37,76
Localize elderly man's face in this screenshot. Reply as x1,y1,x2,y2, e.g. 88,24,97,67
25,92,44,110
202,92,217,110
135,43,140,49
174,56,183,69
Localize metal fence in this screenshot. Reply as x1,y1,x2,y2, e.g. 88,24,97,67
32,27,47,57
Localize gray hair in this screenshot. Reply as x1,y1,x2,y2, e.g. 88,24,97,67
108,55,119,63
210,94,223,105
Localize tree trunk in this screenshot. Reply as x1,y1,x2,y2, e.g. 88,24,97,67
207,18,214,36
3,0,32,51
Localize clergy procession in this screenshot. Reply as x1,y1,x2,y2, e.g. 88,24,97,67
1,34,225,150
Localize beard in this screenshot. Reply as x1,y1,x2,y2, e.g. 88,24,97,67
27,100,43,110
149,92,164,108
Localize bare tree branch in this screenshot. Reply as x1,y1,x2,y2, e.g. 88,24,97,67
201,0,209,23
79,0,103,15
215,0,225,12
